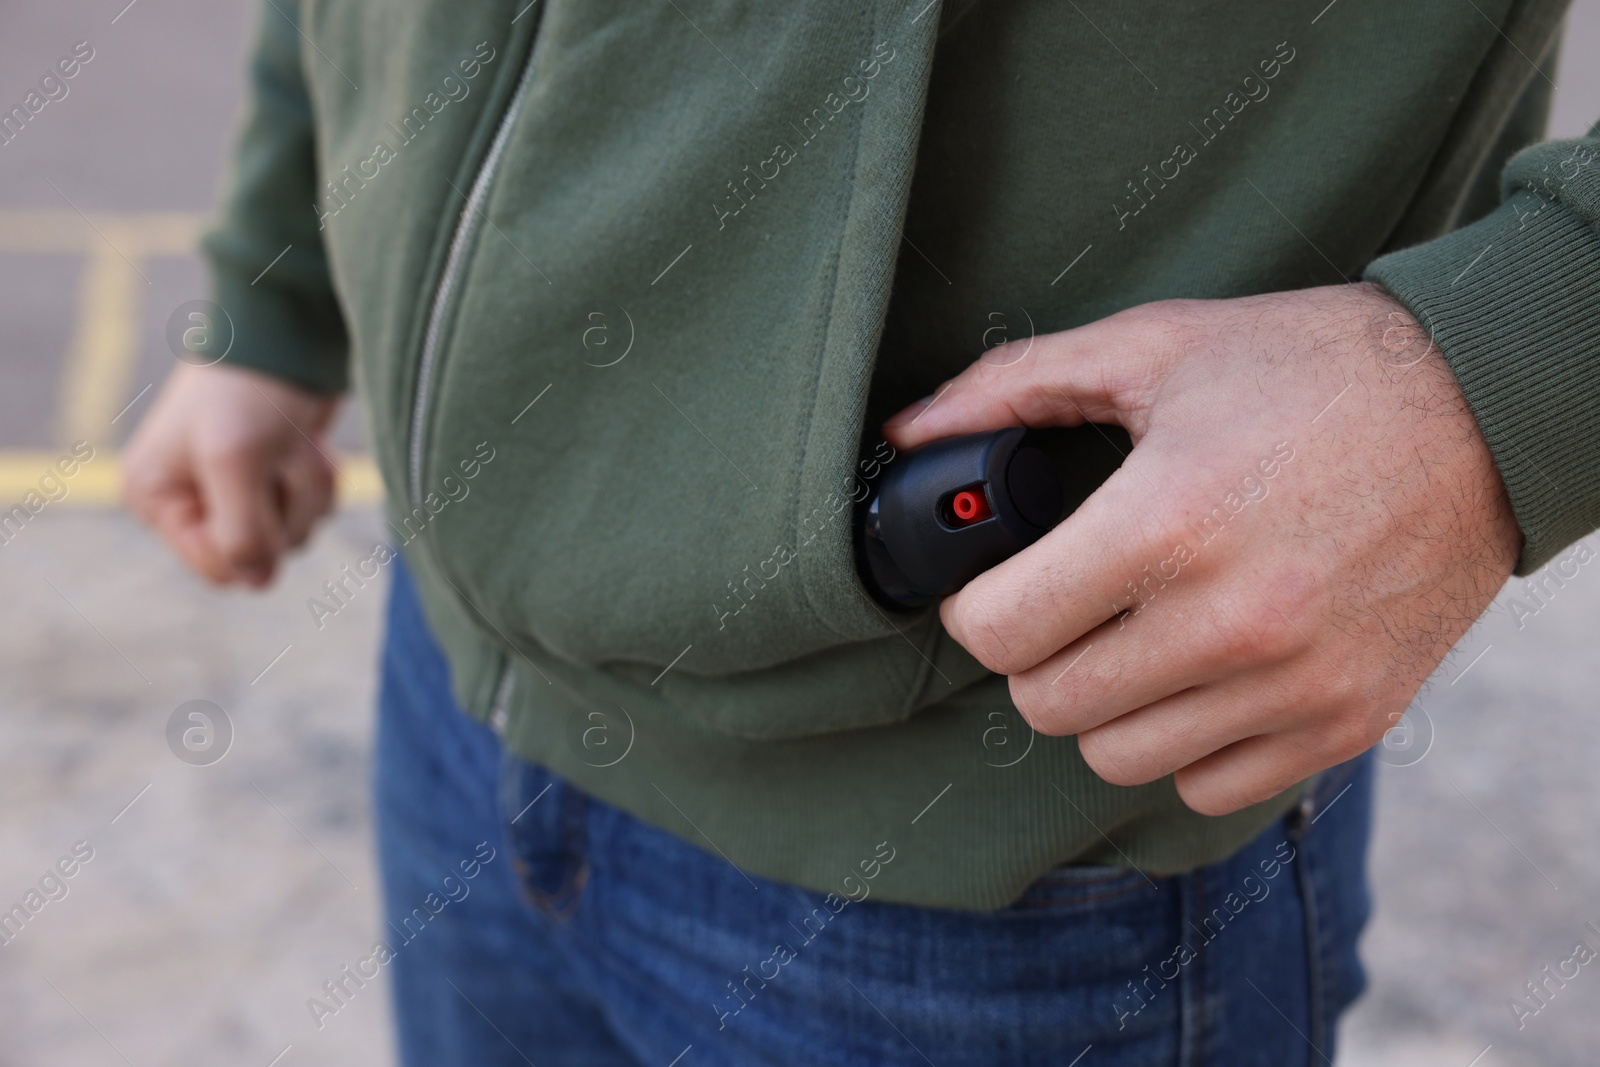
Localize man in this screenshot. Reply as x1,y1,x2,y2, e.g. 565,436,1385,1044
122,1,1596,1063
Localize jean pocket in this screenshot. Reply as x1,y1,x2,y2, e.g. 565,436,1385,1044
497,751,590,921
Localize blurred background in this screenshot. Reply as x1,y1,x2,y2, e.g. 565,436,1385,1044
1,2,1597,1064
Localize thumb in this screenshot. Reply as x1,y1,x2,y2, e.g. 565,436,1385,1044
881,310,1171,451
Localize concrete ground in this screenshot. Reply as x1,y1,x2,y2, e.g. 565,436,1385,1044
1,1,1598,1064
0,509,393,1067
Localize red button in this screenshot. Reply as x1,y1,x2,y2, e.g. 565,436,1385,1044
951,489,991,524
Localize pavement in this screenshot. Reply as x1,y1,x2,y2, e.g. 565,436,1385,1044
1,1,1598,1064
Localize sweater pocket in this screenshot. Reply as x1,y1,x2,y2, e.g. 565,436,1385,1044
645,2,957,738
413,0,956,740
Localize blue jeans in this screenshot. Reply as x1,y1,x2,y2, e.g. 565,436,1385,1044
375,557,1372,1067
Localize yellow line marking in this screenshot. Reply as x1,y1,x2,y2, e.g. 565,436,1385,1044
0,450,384,507
0,450,120,505
57,228,144,445
0,209,206,255
339,453,386,503
0,209,209,444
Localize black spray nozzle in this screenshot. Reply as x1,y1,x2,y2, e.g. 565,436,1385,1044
855,424,1128,608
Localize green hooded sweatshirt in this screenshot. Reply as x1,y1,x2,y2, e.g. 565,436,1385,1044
202,0,1598,909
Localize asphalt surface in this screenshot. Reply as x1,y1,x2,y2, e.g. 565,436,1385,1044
1,2,1598,1064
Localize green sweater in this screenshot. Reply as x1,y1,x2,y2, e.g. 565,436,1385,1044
205,0,1595,909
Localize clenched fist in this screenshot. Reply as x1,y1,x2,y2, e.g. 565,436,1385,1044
121,363,340,587
885,282,1520,815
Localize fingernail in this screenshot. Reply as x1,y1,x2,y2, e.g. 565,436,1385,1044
884,394,934,428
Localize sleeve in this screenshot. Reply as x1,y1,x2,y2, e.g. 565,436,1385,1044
199,0,349,394
1364,120,1600,575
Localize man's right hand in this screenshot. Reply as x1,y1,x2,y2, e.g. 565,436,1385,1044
121,363,341,588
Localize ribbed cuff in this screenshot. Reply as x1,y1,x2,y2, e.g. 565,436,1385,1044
1365,190,1600,575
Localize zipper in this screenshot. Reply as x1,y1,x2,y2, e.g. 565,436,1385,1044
407,41,542,505
405,29,541,731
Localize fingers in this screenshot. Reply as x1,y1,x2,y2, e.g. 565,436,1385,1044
882,306,1184,451
1067,672,1382,813
193,444,287,587
279,447,337,549
121,364,345,587
1006,555,1320,735
122,429,238,585
1171,718,1379,816
936,439,1218,677
143,485,236,585
1007,598,1246,741
1069,671,1295,787
937,473,1129,675
139,442,332,587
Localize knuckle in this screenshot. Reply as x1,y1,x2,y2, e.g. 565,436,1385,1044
1174,774,1249,817
1077,728,1154,787
1209,590,1301,665
1094,302,1203,406
1137,302,1202,350
1007,675,1067,735
1037,670,1084,720
1119,300,1202,373
1120,512,1202,593
944,593,1025,675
